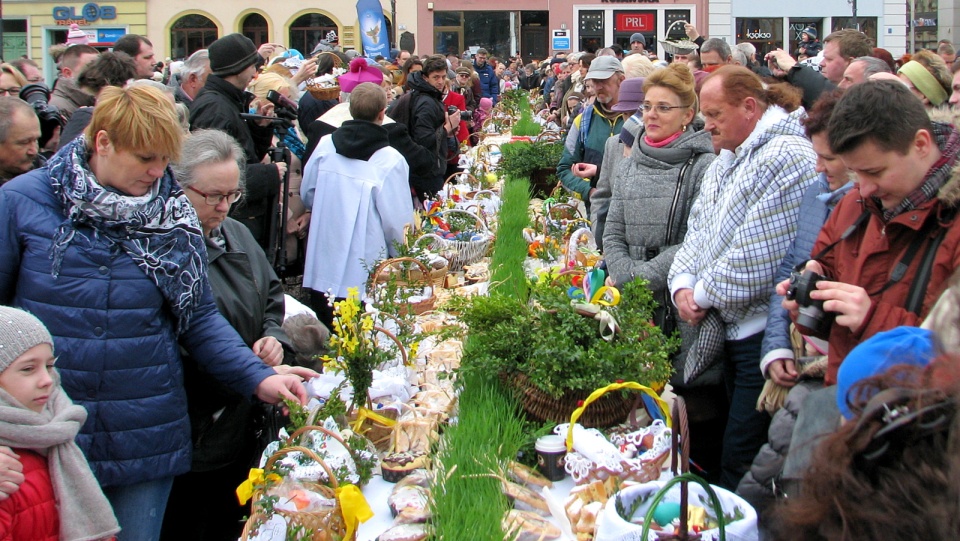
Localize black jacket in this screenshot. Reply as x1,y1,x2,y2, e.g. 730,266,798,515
182,218,294,471
785,64,837,110
189,75,282,250
388,71,447,199
518,71,542,91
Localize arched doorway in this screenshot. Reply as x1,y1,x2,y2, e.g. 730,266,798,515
242,13,269,49
289,13,338,56
171,14,218,59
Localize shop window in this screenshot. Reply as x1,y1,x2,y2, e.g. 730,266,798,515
171,14,218,60
464,12,512,59
2,19,29,60
735,17,783,58
242,13,269,49
289,13,337,57
579,11,603,53
613,10,656,52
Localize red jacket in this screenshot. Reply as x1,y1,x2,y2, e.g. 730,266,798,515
443,91,470,145
0,450,59,541
809,180,960,384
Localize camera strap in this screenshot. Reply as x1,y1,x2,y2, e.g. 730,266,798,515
794,210,871,273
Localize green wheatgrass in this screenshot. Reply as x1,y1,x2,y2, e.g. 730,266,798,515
429,176,533,540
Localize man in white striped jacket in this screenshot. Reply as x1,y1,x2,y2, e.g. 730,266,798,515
669,66,818,490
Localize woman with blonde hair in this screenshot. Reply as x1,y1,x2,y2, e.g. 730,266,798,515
0,63,27,96
0,84,305,539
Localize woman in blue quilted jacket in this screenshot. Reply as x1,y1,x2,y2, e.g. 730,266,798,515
0,85,307,541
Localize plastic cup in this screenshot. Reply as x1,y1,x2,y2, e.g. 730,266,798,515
535,434,567,481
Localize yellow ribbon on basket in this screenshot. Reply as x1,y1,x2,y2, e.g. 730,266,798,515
350,406,398,435
565,381,672,451
236,468,282,505
337,484,374,540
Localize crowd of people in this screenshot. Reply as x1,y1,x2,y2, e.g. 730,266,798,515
0,20,959,541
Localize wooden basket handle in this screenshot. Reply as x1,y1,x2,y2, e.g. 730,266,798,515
369,256,432,287
670,395,690,476
374,325,409,366
264,444,340,490
565,381,671,451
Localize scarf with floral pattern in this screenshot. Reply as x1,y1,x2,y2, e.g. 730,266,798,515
48,136,207,334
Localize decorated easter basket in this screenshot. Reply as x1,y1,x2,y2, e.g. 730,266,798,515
415,209,494,271
558,381,674,485
368,257,438,315
306,52,344,100
659,20,700,56
241,445,350,541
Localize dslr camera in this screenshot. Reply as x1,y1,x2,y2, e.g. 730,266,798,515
785,269,830,333
446,105,472,121
19,84,64,150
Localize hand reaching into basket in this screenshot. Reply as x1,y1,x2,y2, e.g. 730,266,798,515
256,374,308,406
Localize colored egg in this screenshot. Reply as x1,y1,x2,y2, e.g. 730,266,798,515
653,502,682,527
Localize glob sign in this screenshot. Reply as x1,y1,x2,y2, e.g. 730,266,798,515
52,3,117,23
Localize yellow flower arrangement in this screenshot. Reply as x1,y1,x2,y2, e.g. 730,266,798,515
321,288,395,409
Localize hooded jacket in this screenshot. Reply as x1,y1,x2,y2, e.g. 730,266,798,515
300,120,414,297
669,106,818,339
389,71,447,199
805,121,960,384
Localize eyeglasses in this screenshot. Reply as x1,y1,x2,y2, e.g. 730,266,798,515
640,103,688,114
186,185,243,206
0,87,21,96
457,73,470,77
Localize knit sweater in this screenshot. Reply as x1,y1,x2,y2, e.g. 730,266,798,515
669,106,818,339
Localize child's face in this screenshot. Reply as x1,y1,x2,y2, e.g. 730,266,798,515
0,344,55,413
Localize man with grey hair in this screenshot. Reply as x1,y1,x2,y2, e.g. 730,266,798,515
736,42,772,77
0,97,41,185
839,55,892,88
174,49,210,104
731,48,748,67
699,38,733,71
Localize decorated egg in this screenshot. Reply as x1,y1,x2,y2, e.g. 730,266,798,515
485,172,498,184
653,502,682,527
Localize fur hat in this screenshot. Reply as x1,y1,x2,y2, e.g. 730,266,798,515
0,306,54,373
209,33,261,77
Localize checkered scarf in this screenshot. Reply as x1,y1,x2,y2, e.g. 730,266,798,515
882,122,960,222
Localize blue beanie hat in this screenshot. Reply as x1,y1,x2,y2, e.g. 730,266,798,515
836,327,937,420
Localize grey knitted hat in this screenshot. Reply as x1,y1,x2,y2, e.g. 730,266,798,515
0,306,54,372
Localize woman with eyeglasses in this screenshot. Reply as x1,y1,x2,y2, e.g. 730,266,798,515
161,129,317,541
602,62,716,384
0,85,306,539
0,63,27,97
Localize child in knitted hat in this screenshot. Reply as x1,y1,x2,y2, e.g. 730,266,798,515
0,305,119,540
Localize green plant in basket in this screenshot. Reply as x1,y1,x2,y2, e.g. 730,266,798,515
499,88,529,116
458,276,677,399
512,105,542,137
499,140,564,182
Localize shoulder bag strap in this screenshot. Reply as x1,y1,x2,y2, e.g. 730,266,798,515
663,151,697,247
905,207,958,315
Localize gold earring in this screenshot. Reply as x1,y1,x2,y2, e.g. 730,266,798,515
682,124,687,131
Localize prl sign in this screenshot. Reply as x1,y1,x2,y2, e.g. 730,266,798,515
53,3,117,25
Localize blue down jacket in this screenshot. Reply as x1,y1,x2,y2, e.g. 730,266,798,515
0,167,276,488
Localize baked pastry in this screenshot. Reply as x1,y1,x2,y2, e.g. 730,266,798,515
381,451,430,483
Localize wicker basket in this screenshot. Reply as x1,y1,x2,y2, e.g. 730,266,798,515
371,255,447,290
415,209,494,271
369,257,438,315
505,372,636,428
241,445,350,541
659,20,700,55
306,52,343,100
561,381,673,485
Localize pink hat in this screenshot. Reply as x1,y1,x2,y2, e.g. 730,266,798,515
66,24,89,46
339,57,384,93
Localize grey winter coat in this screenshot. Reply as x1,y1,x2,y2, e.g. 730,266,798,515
590,114,643,251
604,124,714,292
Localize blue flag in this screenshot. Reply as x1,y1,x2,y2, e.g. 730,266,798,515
356,0,390,60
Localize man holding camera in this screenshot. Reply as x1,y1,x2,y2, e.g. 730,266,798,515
0,97,41,186
779,80,960,385
189,33,284,252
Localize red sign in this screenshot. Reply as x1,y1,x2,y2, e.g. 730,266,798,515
615,13,654,32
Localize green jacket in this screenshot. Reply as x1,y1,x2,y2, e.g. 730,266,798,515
557,103,626,201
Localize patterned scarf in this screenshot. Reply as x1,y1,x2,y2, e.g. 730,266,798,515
47,136,207,334
882,122,960,222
